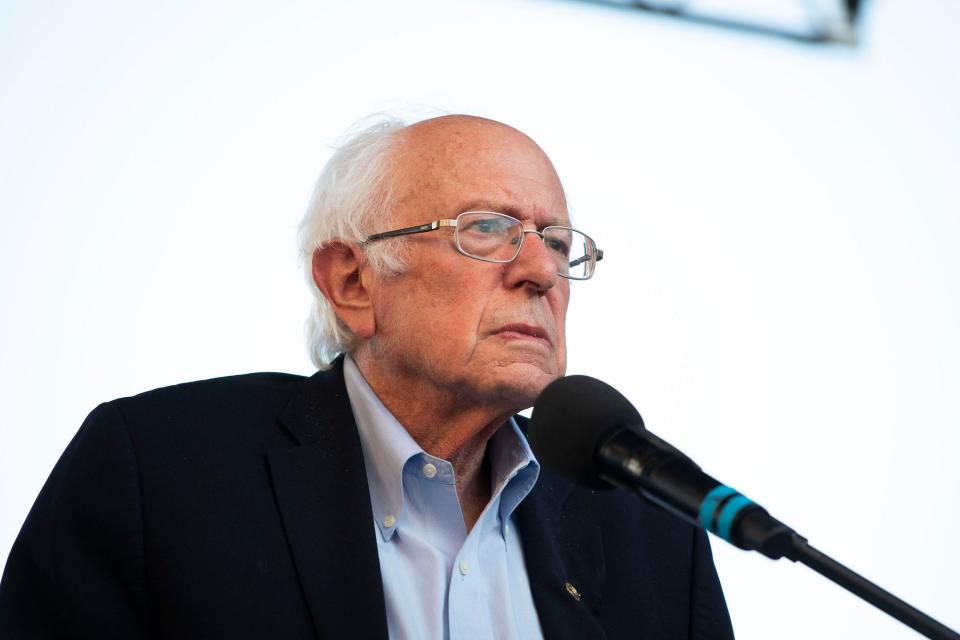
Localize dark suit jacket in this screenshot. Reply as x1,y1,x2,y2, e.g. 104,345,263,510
0,360,735,639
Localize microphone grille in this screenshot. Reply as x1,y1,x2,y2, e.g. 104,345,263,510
529,375,643,489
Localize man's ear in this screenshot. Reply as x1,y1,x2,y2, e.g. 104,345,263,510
310,242,375,340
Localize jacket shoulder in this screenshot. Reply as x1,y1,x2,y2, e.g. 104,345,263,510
120,371,307,403
106,371,311,450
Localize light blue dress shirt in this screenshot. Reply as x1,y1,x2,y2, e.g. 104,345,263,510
343,356,545,640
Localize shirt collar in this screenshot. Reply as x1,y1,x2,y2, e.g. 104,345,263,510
490,418,540,526
343,355,540,541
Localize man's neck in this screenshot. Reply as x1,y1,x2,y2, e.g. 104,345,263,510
350,352,514,531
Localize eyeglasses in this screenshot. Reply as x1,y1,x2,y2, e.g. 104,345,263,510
364,211,604,280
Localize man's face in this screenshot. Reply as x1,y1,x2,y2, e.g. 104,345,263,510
362,117,570,411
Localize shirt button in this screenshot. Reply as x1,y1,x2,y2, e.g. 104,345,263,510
383,515,396,528
459,560,470,576
422,463,438,479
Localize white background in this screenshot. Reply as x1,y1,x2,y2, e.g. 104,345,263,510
1,1,958,638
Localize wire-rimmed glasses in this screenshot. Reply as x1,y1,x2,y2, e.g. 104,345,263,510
364,211,604,280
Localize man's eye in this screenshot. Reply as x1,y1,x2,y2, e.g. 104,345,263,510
465,219,510,233
546,238,570,255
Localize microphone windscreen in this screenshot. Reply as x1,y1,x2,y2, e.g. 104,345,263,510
529,375,644,489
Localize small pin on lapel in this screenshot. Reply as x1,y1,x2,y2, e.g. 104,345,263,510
564,581,581,601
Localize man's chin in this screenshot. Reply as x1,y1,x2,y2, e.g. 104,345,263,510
486,360,563,411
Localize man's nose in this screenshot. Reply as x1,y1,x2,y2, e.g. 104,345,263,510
504,228,558,292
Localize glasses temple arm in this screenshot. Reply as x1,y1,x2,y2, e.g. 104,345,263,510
568,249,603,268
365,221,440,243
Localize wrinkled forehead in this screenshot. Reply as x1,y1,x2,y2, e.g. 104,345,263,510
386,116,569,226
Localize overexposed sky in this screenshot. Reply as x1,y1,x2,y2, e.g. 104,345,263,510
2,2,958,638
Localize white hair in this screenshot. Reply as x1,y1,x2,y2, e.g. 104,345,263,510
297,115,410,369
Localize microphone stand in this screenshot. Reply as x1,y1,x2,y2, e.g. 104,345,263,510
719,492,959,640
730,504,957,639
790,540,959,640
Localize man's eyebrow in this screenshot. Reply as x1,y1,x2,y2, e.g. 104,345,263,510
456,200,566,227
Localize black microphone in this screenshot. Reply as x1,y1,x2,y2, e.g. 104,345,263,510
528,374,802,560
528,374,960,640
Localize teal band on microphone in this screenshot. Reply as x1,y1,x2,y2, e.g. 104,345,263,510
698,485,737,531
716,494,755,541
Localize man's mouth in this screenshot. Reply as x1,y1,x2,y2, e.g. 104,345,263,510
493,323,553,347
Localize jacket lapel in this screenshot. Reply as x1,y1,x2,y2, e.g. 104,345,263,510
517,468,609,640
267,360,388,640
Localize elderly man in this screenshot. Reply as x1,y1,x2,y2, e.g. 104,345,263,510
0,115,734,639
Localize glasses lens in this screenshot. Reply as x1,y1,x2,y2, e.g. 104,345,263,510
543,227,598,280
456,212,522,262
